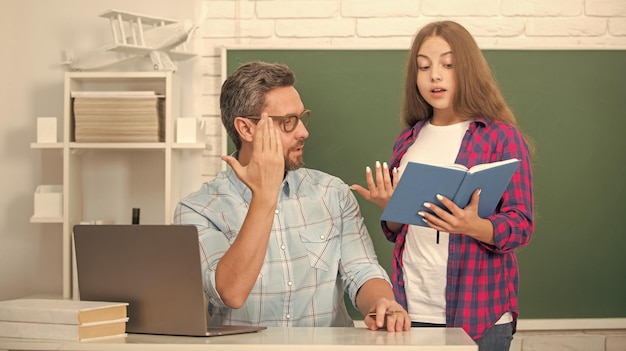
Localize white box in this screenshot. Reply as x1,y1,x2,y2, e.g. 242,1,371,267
37,117,57,143
176,118,197,143
33,185,63,218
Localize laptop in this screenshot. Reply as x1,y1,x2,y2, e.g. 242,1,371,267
73,224,267,337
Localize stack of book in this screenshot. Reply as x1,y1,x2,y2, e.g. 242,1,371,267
71,91,165,143
0,298,129,341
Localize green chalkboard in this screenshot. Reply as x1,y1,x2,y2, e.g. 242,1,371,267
226,49,626,320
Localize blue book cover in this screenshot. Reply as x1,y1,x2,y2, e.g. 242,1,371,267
381,158,520,227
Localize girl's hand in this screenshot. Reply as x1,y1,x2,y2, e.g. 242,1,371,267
419,189,495,244
351,161,398,211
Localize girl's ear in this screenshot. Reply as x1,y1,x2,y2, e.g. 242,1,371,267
234,117,255,143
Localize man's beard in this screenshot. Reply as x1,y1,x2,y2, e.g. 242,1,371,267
285,155,304,171
284,141,304,171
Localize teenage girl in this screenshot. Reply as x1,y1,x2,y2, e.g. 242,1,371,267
351,21,534,351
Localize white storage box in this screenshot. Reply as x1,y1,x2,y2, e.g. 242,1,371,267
37,117,58,143
33,185,63,218
176,118,197,143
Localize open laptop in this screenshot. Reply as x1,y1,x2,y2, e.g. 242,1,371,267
73,224,267,337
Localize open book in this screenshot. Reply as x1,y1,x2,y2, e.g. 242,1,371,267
381,158,520,227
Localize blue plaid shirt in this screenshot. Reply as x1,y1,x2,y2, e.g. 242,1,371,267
174,166,390,327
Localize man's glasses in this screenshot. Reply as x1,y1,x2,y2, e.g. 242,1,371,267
243,109,311,133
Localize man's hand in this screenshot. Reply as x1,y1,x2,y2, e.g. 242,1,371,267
363,298,411,332
222,113,285,197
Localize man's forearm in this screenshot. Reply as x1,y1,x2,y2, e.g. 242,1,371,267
215,195,276,308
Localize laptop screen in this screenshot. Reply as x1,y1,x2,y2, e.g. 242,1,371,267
73,224,211,336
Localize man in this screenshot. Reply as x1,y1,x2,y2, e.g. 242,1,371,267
174,62,409,331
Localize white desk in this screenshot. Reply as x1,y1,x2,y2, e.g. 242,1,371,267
0,327,476,350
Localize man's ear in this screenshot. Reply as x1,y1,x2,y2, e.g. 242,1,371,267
234,117,254,143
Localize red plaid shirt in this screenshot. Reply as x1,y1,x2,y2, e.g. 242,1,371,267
382,117,534,340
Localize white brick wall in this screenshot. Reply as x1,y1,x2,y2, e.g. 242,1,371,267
342,0,421,17
196,0,626,182
586,0,626,16
501,0,584,17
257,1,338,18
421,0,500,16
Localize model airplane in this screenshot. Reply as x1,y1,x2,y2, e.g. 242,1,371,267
64,8,206,71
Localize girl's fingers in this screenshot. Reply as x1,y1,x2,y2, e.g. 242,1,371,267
364,166,376,194
381,162,393,191
374,161,385,189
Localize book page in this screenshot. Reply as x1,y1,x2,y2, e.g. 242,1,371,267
429,163,469,171
467,158,519,173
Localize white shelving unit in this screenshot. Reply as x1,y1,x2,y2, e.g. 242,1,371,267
31,71,205,298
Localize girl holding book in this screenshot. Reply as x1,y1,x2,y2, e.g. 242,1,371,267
351,20,534,351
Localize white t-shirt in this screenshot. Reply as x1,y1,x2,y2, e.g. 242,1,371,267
398,120,512,325
398,120,470,324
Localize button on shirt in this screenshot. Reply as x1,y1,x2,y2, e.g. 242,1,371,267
174,166,390,327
